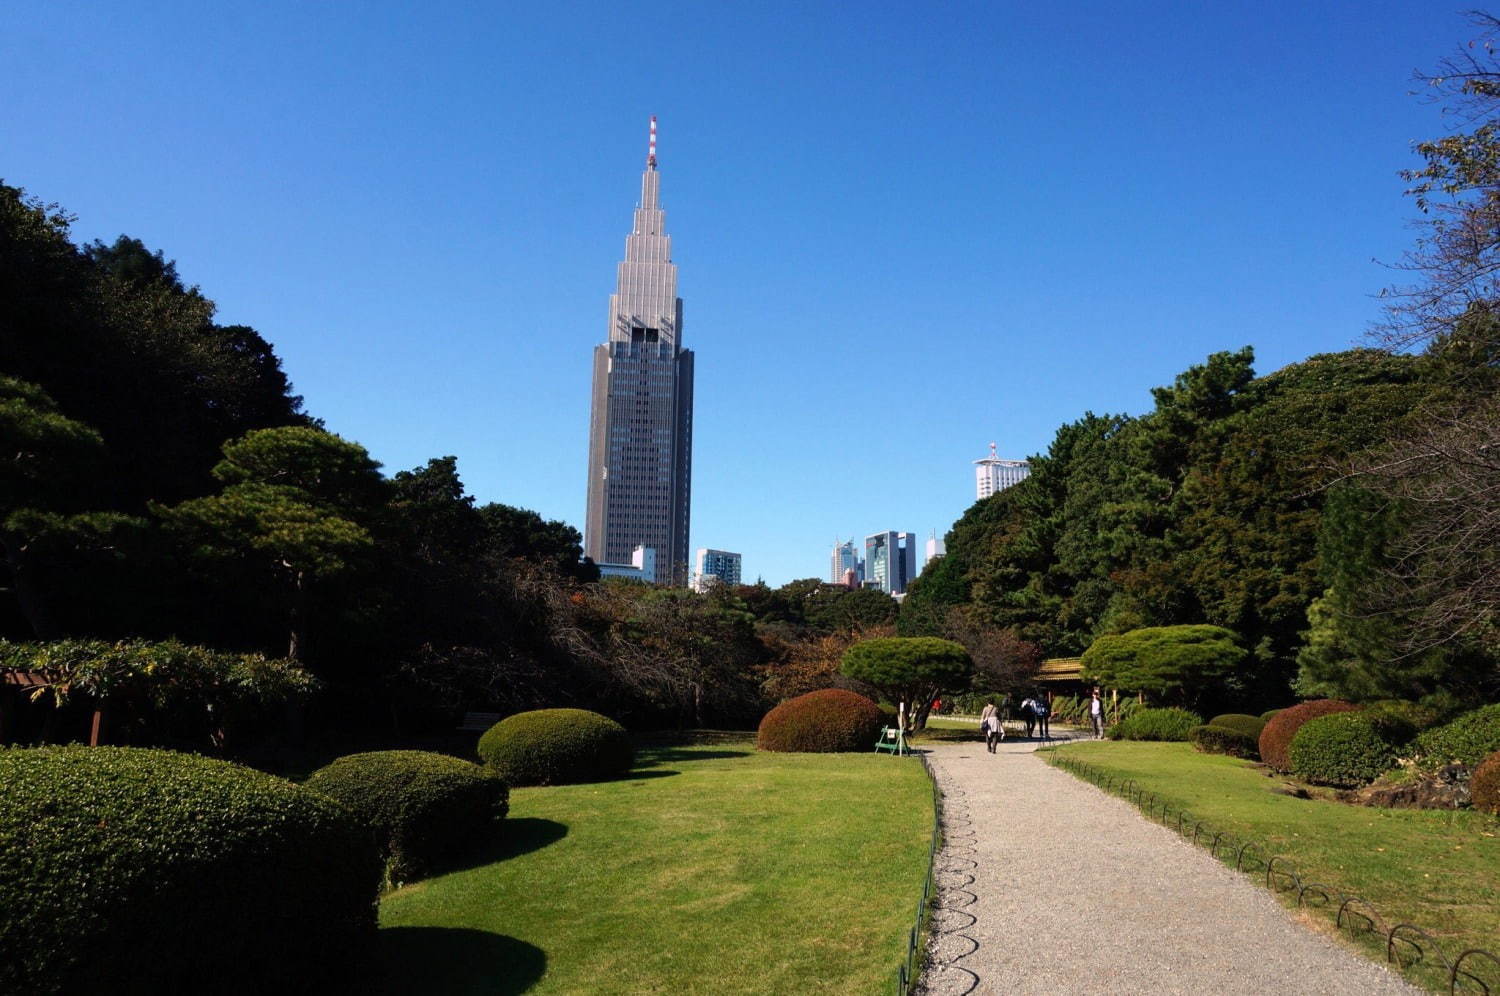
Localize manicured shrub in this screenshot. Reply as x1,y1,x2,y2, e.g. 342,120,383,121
1260,708,1283,722
1108,707,1202,742
1365,700,1441,735
1208,713,1268,740
1472,751,1500,816
306,750,508,884
0,746,380,995
478,708,633,786
1413,704,1500,769
1190,724,1260,758
1289,712,1403,787
758,688,885,753
1258,699,1359,773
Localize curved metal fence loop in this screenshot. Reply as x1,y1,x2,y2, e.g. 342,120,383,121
1265,855,1299,894
1234,840,1264,874
1388,923,1453,973
1451,948,1500,995
1296,881,1336,908
1336,896,1384,939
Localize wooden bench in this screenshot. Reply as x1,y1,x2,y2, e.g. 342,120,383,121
457,711,502,732
874,726,907,755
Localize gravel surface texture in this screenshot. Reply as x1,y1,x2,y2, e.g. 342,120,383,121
916,734,1421,996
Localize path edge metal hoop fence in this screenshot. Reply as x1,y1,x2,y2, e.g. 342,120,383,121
893,751,942,995
1045,751,1500,995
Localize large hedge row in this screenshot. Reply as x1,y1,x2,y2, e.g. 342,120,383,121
1258,699,1359,773
478,708,633,786
1189,723,1259,758
0,746,380,994
757,689,884,753
1413,703,1500,769
306,750,508,884
1108,707,1201,742
1288,712,1409,787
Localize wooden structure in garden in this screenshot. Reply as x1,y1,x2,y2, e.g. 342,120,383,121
0,667,109,746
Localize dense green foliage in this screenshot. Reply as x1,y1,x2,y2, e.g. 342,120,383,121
478,708,633,786
1289,712,1406,787
1108,707,1201,742
756,689,884,753
305,750,508,884
1188,723,1260,758
1412,703,1500,769
840,636,972,727
1473,751,1500,815
0,746,379,994
1081,624,1245,705
1206,713,1267,740
1258,700,1359,773
0,638,313,747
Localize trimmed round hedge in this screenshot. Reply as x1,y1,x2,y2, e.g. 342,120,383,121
306,750,508,884
1413,703,1500,769
1472,751,1500,816
1258,699,1359,773
1108,707,1201,742
1207,713,1267,740
1190,723,1259,758
0,746,380,995
1259,708,1283,722
478,708,633,786
1288,712,1405,787
757,689,885,752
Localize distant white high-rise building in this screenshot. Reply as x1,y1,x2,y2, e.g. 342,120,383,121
597,545,658,583
691,548,742,592
830,540,862,584
974,441,1031,500
924,532,945,569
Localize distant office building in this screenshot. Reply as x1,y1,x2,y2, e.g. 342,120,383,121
865,531,917,595
924,532,945,569
830,540,863,585
840,568,860,590
584,117,694,586
974,441,1031,500
597,545,658,583
691,548,742,592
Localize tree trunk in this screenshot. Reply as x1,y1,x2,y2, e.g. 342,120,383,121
3,537,56,639
288,570,306,660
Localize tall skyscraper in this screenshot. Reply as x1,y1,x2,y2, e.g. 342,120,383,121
691,548,742,592
585,118,695,586
865,531,917,595
974,441,1030,500
830,540,862,585
924,531,946,569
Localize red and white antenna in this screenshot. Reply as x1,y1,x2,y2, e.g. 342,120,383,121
647,115,658,168
989,441,998,459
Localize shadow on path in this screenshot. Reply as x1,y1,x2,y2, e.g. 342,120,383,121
372,927,545,995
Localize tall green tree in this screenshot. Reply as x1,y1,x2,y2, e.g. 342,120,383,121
841,636,972,729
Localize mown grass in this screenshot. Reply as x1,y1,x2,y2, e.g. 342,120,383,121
1047,741,1500,991
375,742,934,995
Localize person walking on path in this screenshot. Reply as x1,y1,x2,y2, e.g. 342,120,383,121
1089,686,1106,739
1019,696,1036,738
979,700,1003,752
1034,693,1050,740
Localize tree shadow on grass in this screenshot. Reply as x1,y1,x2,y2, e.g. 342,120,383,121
633,747,752,768
371,927,545,995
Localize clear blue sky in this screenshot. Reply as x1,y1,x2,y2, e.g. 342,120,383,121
3,1,1470,585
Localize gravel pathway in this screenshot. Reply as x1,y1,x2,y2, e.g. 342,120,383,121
916,735,1420,996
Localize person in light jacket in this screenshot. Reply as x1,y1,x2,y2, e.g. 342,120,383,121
979,700,1003,752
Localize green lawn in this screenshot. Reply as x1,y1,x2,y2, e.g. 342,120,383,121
1046,741,1500,991
376,743,934,995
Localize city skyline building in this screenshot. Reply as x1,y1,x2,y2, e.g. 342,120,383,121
691,548,742,592
830,539,863,585
584,117,695,586
596,545,658,584
924,531,945,569
974,441,1030,500
865,530,917,595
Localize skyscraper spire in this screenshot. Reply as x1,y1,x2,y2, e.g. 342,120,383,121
647,115,657,170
